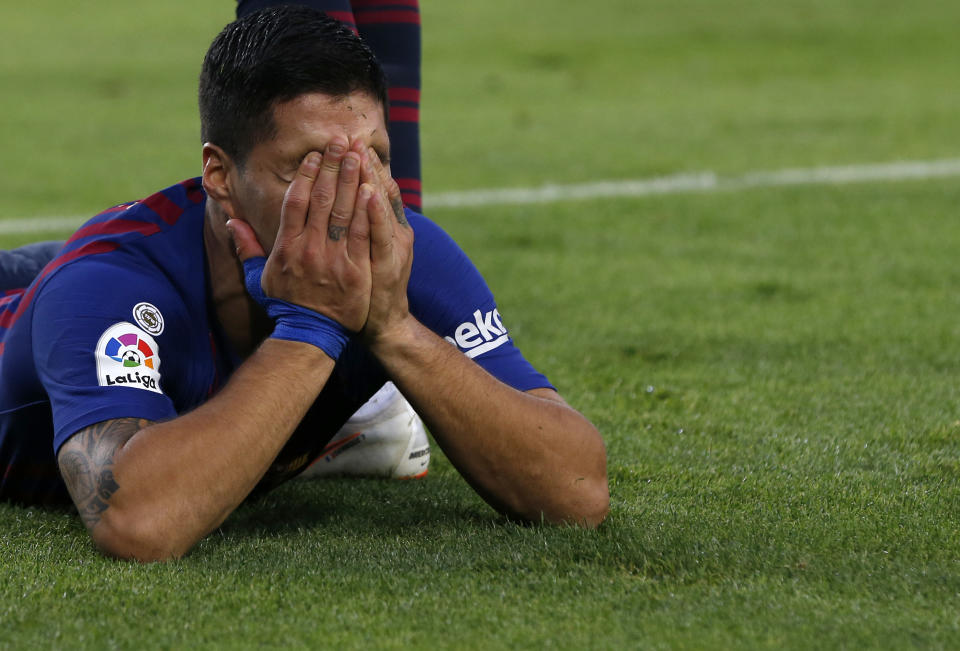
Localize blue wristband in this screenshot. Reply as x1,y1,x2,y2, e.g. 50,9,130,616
242,256,352,360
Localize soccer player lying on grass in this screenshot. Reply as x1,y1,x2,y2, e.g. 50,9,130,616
0,7,608,561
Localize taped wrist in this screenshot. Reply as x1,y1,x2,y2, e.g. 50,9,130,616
242,256,352,360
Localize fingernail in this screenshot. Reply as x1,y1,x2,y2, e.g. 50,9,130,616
304,152,321,171
225,219,236,239
328,139,346,155
343,155,358,171
359,184,372,200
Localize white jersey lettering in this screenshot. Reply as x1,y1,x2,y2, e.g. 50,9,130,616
445,308,511,358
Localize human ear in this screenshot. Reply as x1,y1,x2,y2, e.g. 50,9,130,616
201,143,238,219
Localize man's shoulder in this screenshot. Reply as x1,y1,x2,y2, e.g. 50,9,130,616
406,208,455,247
68,178,206,251
27,179,209,335
405,207,472,276
38,179,207,295
403,206,499,335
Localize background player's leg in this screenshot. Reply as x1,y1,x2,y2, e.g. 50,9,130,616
0,241,63,291
353,0,422,211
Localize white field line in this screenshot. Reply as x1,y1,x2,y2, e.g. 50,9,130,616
3,157,960,236
426,158,960,209
0,216,92,236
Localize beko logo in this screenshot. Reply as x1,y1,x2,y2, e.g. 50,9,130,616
444,309,509,358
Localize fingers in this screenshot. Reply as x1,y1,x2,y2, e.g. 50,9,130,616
279,141,381,257
225,218,266,262
279,152,321,242
368,185,395,261
348,184,373,262
367,147,407,226
326,152,362,243
307,137,348,238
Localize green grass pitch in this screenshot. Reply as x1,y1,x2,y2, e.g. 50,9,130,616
2,0,960,648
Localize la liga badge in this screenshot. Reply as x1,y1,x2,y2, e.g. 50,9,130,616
95,322,163,394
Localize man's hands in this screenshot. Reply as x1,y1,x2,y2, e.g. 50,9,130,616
226,138,413,337
363,146,415,343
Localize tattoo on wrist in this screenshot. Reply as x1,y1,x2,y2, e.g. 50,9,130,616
328,224,347,241
58,417,151,530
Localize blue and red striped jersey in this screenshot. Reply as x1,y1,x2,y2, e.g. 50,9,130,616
0,178,551,505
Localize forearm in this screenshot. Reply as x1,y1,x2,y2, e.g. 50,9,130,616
96,338,334,559
370,317,609,527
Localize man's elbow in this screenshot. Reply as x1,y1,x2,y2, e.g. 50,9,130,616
544,435,610,528
565,435,610,528
559,474,609,529
517,472,608,529
90,508,195,562
582,477,610,528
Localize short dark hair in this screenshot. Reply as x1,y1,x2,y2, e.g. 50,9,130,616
199,6,389,167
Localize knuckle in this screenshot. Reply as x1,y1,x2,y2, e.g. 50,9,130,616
321,151,344,169
283,194,308,212
312,185,336,206
300,245,321,266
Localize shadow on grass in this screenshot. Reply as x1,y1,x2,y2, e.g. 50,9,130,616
218,473,499,540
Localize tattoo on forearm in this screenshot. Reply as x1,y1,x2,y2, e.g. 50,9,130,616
390,197,408,225
58,418,151,530
328,224,347,241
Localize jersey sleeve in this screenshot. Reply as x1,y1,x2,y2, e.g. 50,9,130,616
406,212,555,392
31,257,179,454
